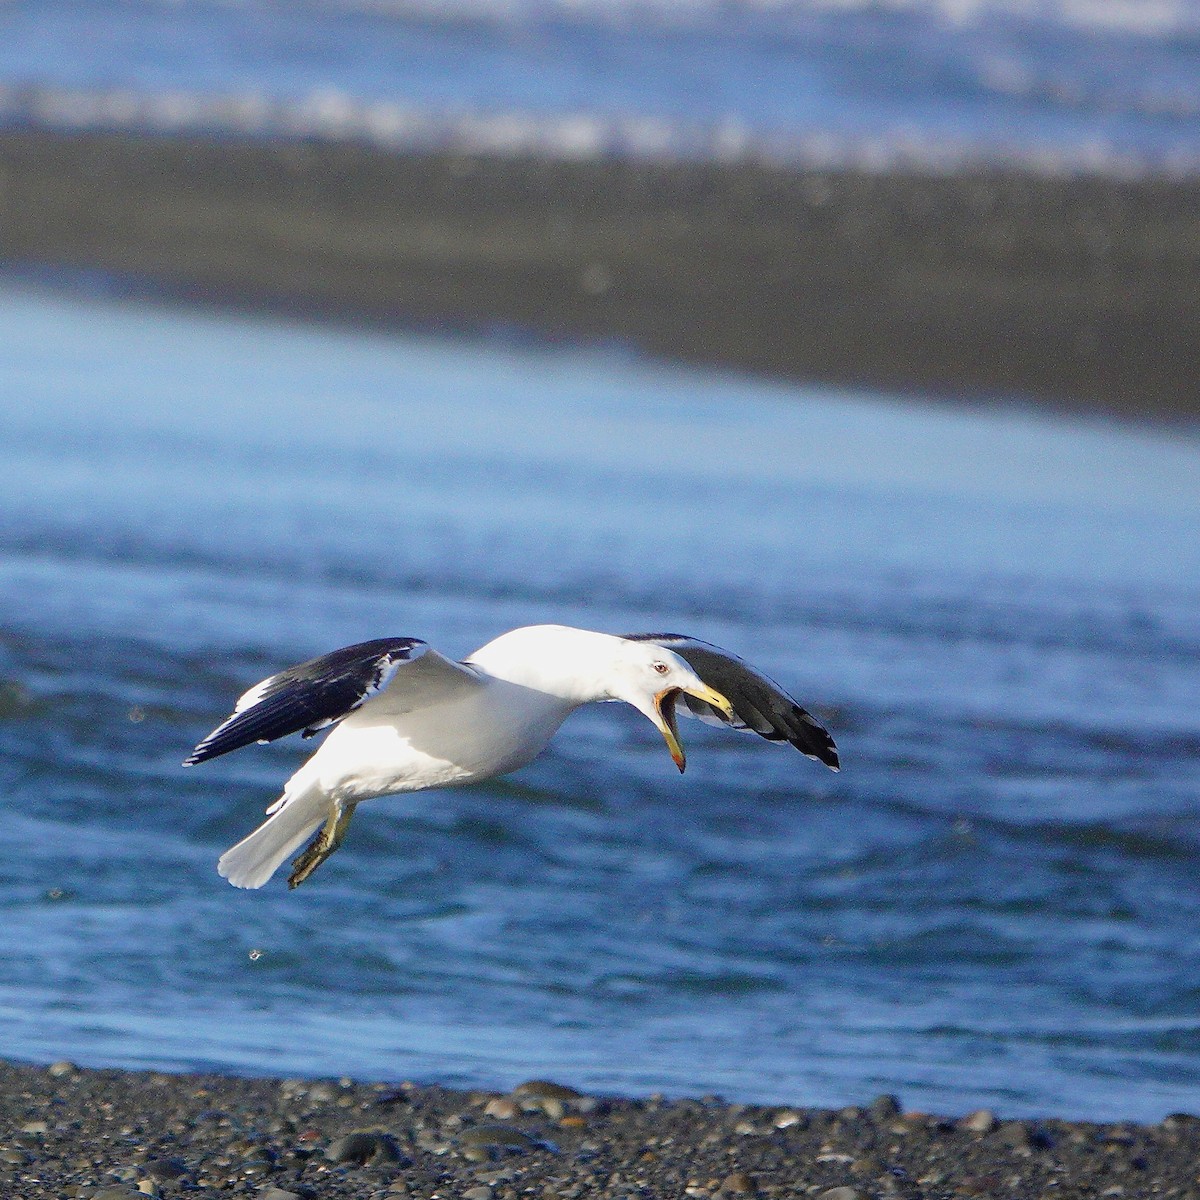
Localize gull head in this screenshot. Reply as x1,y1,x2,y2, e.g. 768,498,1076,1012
608,640,734,772
468,625,735,772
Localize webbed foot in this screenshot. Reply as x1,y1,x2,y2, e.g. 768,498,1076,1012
287,803,356,889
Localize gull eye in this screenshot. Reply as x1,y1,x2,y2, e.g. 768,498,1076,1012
652,661,670,675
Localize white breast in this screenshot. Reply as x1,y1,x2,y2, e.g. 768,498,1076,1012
293,675,575,804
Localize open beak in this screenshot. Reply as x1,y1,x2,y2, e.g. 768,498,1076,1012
654,683,735,772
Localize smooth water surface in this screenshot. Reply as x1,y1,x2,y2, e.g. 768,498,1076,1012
1,282,1199,1120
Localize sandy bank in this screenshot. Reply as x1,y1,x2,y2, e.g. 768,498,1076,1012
0,128,1198,420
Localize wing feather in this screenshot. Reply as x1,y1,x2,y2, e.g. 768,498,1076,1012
623,632,839,770
184,637,480,766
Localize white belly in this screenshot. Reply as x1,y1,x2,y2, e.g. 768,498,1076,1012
292,677,572,804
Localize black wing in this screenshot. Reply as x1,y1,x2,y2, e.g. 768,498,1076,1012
623,633,839,770
185,637,433,766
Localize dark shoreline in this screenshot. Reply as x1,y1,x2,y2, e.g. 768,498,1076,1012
2,127,1198,422
3,1058,1196,1199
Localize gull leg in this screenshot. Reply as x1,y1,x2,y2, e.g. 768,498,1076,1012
288,801,357,889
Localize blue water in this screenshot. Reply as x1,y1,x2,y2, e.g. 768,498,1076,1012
1,0,1199,171
1,280,1199,1120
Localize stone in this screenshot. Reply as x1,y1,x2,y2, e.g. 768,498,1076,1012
869,1095,902,1121
720,1171,757,1194
463,1188,493,1200
997,1121,1034,1151
850,1156,884,1177
143,1159,187,1182
1162,1113,1200,1131
48,1060,79,1078
817,1189,864,1200
959,1109,998,1134
459,1125,537,1149
257,1189,304,1200
512,1080,582,1102
325,1130,403,1166
484,1098,521,1120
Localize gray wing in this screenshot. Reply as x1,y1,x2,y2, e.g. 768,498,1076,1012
184,637,482,766
623,633,839,770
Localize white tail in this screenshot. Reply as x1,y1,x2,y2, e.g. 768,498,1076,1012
218,783,327,890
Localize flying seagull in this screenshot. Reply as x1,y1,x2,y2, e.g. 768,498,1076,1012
185,625,838,890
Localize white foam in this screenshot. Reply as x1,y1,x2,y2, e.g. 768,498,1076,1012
289,0,1200,38
1,82,1197,177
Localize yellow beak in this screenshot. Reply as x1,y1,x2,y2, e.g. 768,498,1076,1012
654,683,735,772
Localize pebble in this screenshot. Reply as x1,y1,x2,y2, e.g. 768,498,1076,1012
48,1060,79,1078
1162,1112,1200,1131
462,1188,493,1200
143,1158,187,1182
511,1080,582,1120
850,1156,884,1177
513,1080,581,1101
325,1130,404,1166
720,1170,757,1194
459,1124,538,1149
257,1189,304,1200
484,1097,521,1120
90,1189,143,1200
996,1121,1034,1151
869,1095,902,1121
959,1109,998,1134
818,1189,864,1200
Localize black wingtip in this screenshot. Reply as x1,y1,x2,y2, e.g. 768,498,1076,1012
801,743,840,771
787,703,840,771
183,739,224,767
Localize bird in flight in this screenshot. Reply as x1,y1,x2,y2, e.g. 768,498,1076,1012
185,625,838,890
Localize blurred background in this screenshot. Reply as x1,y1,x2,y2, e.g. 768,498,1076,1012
0,0,1198,1122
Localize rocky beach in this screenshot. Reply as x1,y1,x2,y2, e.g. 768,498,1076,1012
1,127,1198,422
3,1059,1197,1200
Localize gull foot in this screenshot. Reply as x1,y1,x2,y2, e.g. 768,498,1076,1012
287,802,357,889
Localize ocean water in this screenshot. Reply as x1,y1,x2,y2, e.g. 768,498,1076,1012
0,280,1198,1120
0,0,1199,171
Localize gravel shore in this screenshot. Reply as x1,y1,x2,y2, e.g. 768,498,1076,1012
1,128,1198,421
2,1059,1196,1200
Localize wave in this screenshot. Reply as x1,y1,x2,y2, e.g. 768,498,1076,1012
2,82,1197,177
117,0,1200,41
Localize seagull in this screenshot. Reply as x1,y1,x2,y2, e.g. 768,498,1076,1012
185,625,838,890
